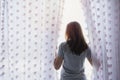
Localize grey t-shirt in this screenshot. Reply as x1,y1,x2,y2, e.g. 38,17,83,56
58,42,91,80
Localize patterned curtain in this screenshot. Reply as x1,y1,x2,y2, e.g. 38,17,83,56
0,0,64,80
80,0,120,80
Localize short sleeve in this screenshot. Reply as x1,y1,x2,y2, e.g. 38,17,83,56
58,43,64,58
86,47,91,59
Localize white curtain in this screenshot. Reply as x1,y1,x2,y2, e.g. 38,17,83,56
80,0,120,80
1,0,120,80
0,0,64,80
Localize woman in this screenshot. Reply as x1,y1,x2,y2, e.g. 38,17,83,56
54,21,93,80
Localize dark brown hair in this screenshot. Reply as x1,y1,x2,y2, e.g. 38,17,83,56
66,21,88,55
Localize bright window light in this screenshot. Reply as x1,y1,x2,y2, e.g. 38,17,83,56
57,0,93,80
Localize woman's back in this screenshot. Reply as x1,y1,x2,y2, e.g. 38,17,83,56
54,21,92,80
58,42,91,80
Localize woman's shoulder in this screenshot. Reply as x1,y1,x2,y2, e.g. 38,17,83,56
59,41,70,50
59,41,67,48
86,46,91,52
60,41,67,45
82,46,91,54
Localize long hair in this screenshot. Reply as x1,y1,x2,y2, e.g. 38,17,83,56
65,21,88,55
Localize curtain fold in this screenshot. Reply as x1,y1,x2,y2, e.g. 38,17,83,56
0,0,64,80
80,0,120,80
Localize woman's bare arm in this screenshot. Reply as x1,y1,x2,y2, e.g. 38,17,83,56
54,55,63,70
87,58,93,66
88,56,101,70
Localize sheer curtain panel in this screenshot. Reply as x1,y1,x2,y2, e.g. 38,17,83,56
0,0,64,80
80,0,120,80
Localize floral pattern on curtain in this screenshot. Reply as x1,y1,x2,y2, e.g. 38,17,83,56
0,0,64,80
80,0,120,80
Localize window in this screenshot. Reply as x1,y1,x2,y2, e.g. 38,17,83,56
57,0,92,80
